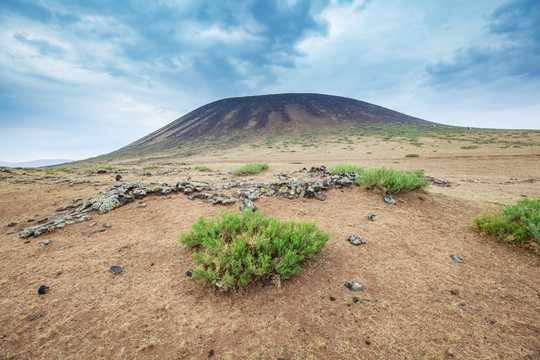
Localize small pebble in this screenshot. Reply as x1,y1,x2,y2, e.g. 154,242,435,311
352,297,359,303
115,174,122,181
102,223,112,228
367,214,376,221
43,240,52,246
110,266,122,274
37,285,49,295
28,313,44,322
365,340,371,345
450,290,460,295
138,203,147,208
348,235,366,245
208,349,214,357
329,296,336,301
185,269,193,277
450,255,464,263
345,282,364,291
89,222,97,227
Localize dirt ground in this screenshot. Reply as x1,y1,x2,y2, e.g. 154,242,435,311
0,134,539,359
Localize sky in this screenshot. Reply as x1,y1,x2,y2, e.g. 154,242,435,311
1,0,539,163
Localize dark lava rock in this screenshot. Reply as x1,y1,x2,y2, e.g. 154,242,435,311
37,285,49,295
367,214,376,221
345,282,364,291
186,269,193,277
523,178,534,183
314,194,326,201
383,194,396,205
450,290,460,295
115,174,122,181
27,218,35,223
208,349,214,357
352,297,359,303
7,222,17,227
28,313,44,322
97,169,107,174
348,235,366,245
329,296,336,301
365,340,371,345
110,266,122,274
450,255,464,263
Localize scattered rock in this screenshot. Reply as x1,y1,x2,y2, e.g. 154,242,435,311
37,285,49,295
314,194,326,201
523,178,534,183
97,169,107,174
137,203,147,208
329,296,336,301
115,174,122,181
89,222,97,227
426,176,451,187
345,282,364,291
110,266,122,275
365,340,371,345
352,297,359,303
348,235,366,245
7,222,16,227
367,214,376,222
185,269,193,277
43,240,52,246
383,194,396,205
58,245,70,250
28,313,44,322
450,290,460,295
208,349,214,357
102,223,112,228
450,255,464,263
239,199,256,213
27,219,35,223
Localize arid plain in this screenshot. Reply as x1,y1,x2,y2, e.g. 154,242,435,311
1,130,539,359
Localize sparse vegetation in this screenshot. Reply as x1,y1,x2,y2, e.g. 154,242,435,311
194,165,212,172
100,166,117,170
179,211,330,290
474,198,539,245
231,162,269,176
59,167,77,173
143,165,160,169
405,153,420,157
328,163,363,174
0,167,13,173
356,167,430,194
461,145,479,149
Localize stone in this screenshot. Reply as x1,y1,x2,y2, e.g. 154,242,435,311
239,199,256,213
348,235,366,245
383,194,396,205
28,313,44,322
450,255,464,263
37,285,49,295
89,222,97,227
103,223,112,228
367,214,376,221
314,194,326,201
450,290,460,295
43,240,52,246
345,282,364,291
329,296,336,301
80,215,92,222
110,266,122,274
59,245,70,250
352,297,359,303
7,222,16,227
115,174,122,181
186,269,193,277
137,203,147,208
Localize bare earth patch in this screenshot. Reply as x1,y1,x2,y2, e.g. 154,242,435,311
1,134,539,359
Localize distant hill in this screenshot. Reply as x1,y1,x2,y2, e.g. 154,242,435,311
105,93,441,158
0,159,72,168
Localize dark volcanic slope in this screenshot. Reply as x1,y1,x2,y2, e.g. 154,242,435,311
115,93,437,156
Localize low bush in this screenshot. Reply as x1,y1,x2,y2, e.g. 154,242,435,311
231,162,269,176
328,163,363,174
474,198,539,244
179,211,330,290
405,153,420,157
356,167,430,195
59,167,77,173
195,165,212,172
461,145,478,149
0,167,13,173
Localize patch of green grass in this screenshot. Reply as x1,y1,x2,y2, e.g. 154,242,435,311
195,165,212,172
0,166,13,173
474,198,539,244
142,165,160,169
461,145,479,149
59,167,77,173
45,169,57,175
100,166,117,170
328,163,364,174
231,163,269,176
356,167,430,195
405,153,420,157
179,211,330,290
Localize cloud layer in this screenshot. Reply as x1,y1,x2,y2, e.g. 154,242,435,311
0,0,538,161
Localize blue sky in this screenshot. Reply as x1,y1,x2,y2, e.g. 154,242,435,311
1,0,539,162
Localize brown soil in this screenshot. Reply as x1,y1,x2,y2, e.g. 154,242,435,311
1,135,539,359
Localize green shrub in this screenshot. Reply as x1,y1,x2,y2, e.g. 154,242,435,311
195,165,212,172
179,211,330,290
405,153,420,157
0,166,13,173
59,167,76,173
45,169,57,175
461,145,478,149
356,167,430,195
231,162,269,176
328,163,364,174
474,198,539,244
100,166,116,170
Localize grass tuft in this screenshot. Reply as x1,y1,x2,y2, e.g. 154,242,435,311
356,167,430,195
194,165,212,172
179,211,330,290
461,145,479,149
405,153,420,157
474,198,539,244
231,162,269,176
328,163,363,174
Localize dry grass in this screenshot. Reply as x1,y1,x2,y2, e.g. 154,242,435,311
0,132,539,359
